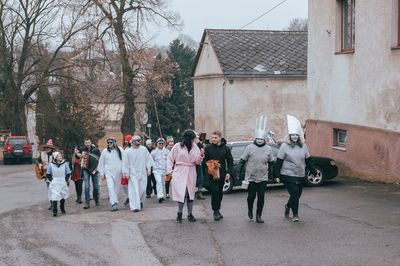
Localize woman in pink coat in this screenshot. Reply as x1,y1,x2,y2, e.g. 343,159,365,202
167,130,203,223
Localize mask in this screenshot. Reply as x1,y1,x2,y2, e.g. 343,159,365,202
255,139,265,145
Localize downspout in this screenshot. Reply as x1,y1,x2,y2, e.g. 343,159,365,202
222,79,226,137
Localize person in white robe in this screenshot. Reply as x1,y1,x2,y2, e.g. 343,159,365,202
122,135,154,212
151,138,170,203
98,137,123,211
46,151,71,217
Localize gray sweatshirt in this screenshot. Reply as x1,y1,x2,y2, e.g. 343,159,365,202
240,143,274,182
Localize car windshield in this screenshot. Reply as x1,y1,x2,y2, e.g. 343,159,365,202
230,145,247,160
8,138,28,145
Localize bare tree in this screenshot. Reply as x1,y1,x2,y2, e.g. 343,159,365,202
89,0,181,134
286,18,308,31
0,0,94,134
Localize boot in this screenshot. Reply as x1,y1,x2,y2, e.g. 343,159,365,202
196,191,206,200
256,215,264,223
176,212,183,223
187,214,197,222
83,201,90,209
52,201,58,217
248,210,253,220
213,211,223,221
285,204,290,218
60,199,66,214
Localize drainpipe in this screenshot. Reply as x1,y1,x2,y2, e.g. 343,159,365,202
222,79,226,137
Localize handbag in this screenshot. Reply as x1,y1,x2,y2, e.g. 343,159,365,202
121,176,128,185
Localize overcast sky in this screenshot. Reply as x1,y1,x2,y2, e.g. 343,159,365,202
148,0,308,46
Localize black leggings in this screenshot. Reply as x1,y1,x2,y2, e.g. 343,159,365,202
74,180,83,199
247,181,267,216
284,180,303,216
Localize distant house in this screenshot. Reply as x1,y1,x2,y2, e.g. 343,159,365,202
193,29,308,141
306,0,400,182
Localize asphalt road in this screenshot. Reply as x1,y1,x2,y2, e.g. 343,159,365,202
0,163,400,265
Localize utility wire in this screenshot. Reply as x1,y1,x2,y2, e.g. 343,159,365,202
240,0,289,29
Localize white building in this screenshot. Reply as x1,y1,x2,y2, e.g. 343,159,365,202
193,29,308,141
306,0,400,182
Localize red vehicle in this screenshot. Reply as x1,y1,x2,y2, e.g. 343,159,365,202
3,136,33,164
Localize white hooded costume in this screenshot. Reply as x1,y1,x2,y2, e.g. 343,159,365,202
46,152,71,201
98,145,123,206
122,137,154,211
151,140,169,199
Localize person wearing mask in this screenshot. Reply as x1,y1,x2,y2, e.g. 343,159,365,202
145,139,157,198
167,130,203,223
151,138,169,203
98,137,123,211
122,135,154,212
274,115,317,222
81,139,101,209
46,152,71,217
204,130,234,221
236,116,274,223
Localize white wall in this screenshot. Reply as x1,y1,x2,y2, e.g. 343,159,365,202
308,0,400,132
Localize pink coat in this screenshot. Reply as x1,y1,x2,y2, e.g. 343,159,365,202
167,143,202,203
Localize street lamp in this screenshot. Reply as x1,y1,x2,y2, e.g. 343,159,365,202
36,113,45,144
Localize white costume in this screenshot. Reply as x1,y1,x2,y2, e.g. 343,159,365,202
46,159,71,201
122,146,153,211
151,147,170,199
98,146,123,206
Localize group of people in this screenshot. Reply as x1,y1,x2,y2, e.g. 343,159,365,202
37,114,317,223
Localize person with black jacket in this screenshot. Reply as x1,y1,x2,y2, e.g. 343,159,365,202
204,130,234,221
274,115,317,222
82,139,101,209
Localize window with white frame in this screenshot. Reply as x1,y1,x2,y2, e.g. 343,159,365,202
333,129,347,149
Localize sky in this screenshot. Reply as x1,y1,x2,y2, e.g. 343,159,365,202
148,0,308,46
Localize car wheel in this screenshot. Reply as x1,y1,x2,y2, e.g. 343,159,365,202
222,176,234,194
305,166,324,187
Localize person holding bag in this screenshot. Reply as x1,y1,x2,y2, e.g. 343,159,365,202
204,130,234,221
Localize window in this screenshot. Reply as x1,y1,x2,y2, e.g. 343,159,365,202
333,129,347,149
337,0,355,52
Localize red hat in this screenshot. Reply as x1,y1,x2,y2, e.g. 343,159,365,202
124,134,132,142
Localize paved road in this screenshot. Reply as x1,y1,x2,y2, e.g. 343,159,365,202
0,164,399,265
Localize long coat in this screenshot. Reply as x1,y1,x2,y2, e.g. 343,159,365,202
46,161,71,201
167,143,202,203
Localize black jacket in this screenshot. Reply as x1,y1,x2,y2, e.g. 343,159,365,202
204,138,234,177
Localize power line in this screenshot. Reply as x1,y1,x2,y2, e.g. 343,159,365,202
240,0,289,29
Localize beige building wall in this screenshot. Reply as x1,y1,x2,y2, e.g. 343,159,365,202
307,0,400,182
194,76,308,141
308,0,400,131
224,77,308,141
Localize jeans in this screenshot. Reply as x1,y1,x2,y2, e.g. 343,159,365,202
247,181,267,216
284,178,303,216
83,169,99,203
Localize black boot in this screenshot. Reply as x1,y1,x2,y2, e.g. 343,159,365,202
256,215,264,223
52,201,58,217
285,204,290,218
213,211,223,221
176,212,183,223
188,214,197,222
60,199,66,214
248,209,253,220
